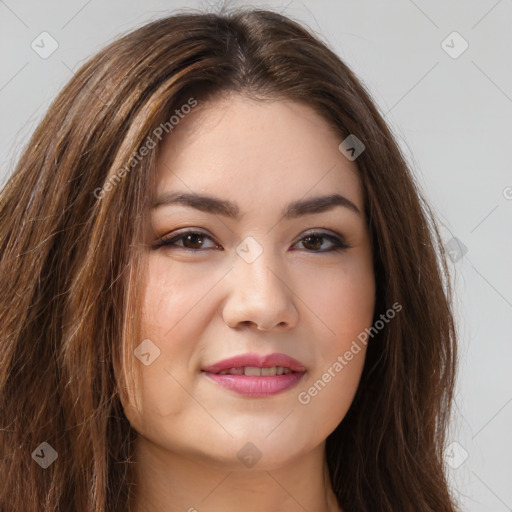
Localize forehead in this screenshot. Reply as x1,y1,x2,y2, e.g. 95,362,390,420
154,94,363,212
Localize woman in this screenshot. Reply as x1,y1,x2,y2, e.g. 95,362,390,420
0,7,458,512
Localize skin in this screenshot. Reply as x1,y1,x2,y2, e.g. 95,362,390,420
119,93,376,512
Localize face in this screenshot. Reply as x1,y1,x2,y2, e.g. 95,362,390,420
120,93,376,470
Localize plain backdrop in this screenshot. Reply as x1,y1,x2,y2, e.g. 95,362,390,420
1,1,511,510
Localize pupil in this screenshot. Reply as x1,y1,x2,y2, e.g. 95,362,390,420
185,234,203,248
304,235,321,250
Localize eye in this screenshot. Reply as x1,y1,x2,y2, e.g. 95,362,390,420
153,229,350,253
292,230,350,252
153,230,220,252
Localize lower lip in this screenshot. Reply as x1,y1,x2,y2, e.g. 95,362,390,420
202,371,306,397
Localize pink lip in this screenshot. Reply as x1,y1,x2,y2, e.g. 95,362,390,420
201,352,307,398
201,352,306,373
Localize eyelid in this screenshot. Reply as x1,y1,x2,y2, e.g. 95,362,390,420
155,228,220,249
295,228,348,244
153,227,351,251
295,229,351,251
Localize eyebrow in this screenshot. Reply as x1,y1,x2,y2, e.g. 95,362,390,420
151,192,361,219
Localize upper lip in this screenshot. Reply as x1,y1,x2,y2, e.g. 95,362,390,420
201,352,307,374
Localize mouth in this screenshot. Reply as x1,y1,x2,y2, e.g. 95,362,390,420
201,353,307,397
201,352,306,374
206,366,296,376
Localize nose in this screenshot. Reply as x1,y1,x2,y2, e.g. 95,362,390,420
221,250,299,331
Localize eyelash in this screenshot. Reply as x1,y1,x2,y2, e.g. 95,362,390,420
153,229,351,253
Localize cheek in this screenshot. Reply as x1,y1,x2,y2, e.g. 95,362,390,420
124,258,209,428
140,257,207,332
300,251,375,344
293,255,374,427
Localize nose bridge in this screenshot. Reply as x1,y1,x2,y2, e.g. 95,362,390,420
235,239,284,303
222,236,297,330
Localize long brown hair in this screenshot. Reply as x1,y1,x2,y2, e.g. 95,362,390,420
0,7,458,511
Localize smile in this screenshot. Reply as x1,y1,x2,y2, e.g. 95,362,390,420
201,352,307,397
211,366,295,376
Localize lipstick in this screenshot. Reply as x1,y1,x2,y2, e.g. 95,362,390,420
201,352,307,398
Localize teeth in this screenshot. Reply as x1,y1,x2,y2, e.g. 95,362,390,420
244,366,262,376
216,366,293,376
217,367,244,375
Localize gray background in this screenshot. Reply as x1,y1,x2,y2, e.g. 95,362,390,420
1,1,511,510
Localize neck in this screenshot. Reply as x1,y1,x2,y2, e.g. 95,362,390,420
130,435,341,512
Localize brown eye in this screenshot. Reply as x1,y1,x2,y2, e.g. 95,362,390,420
154,230,220,251
294,231,350,252
180,233,207,249
301,234,323,251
